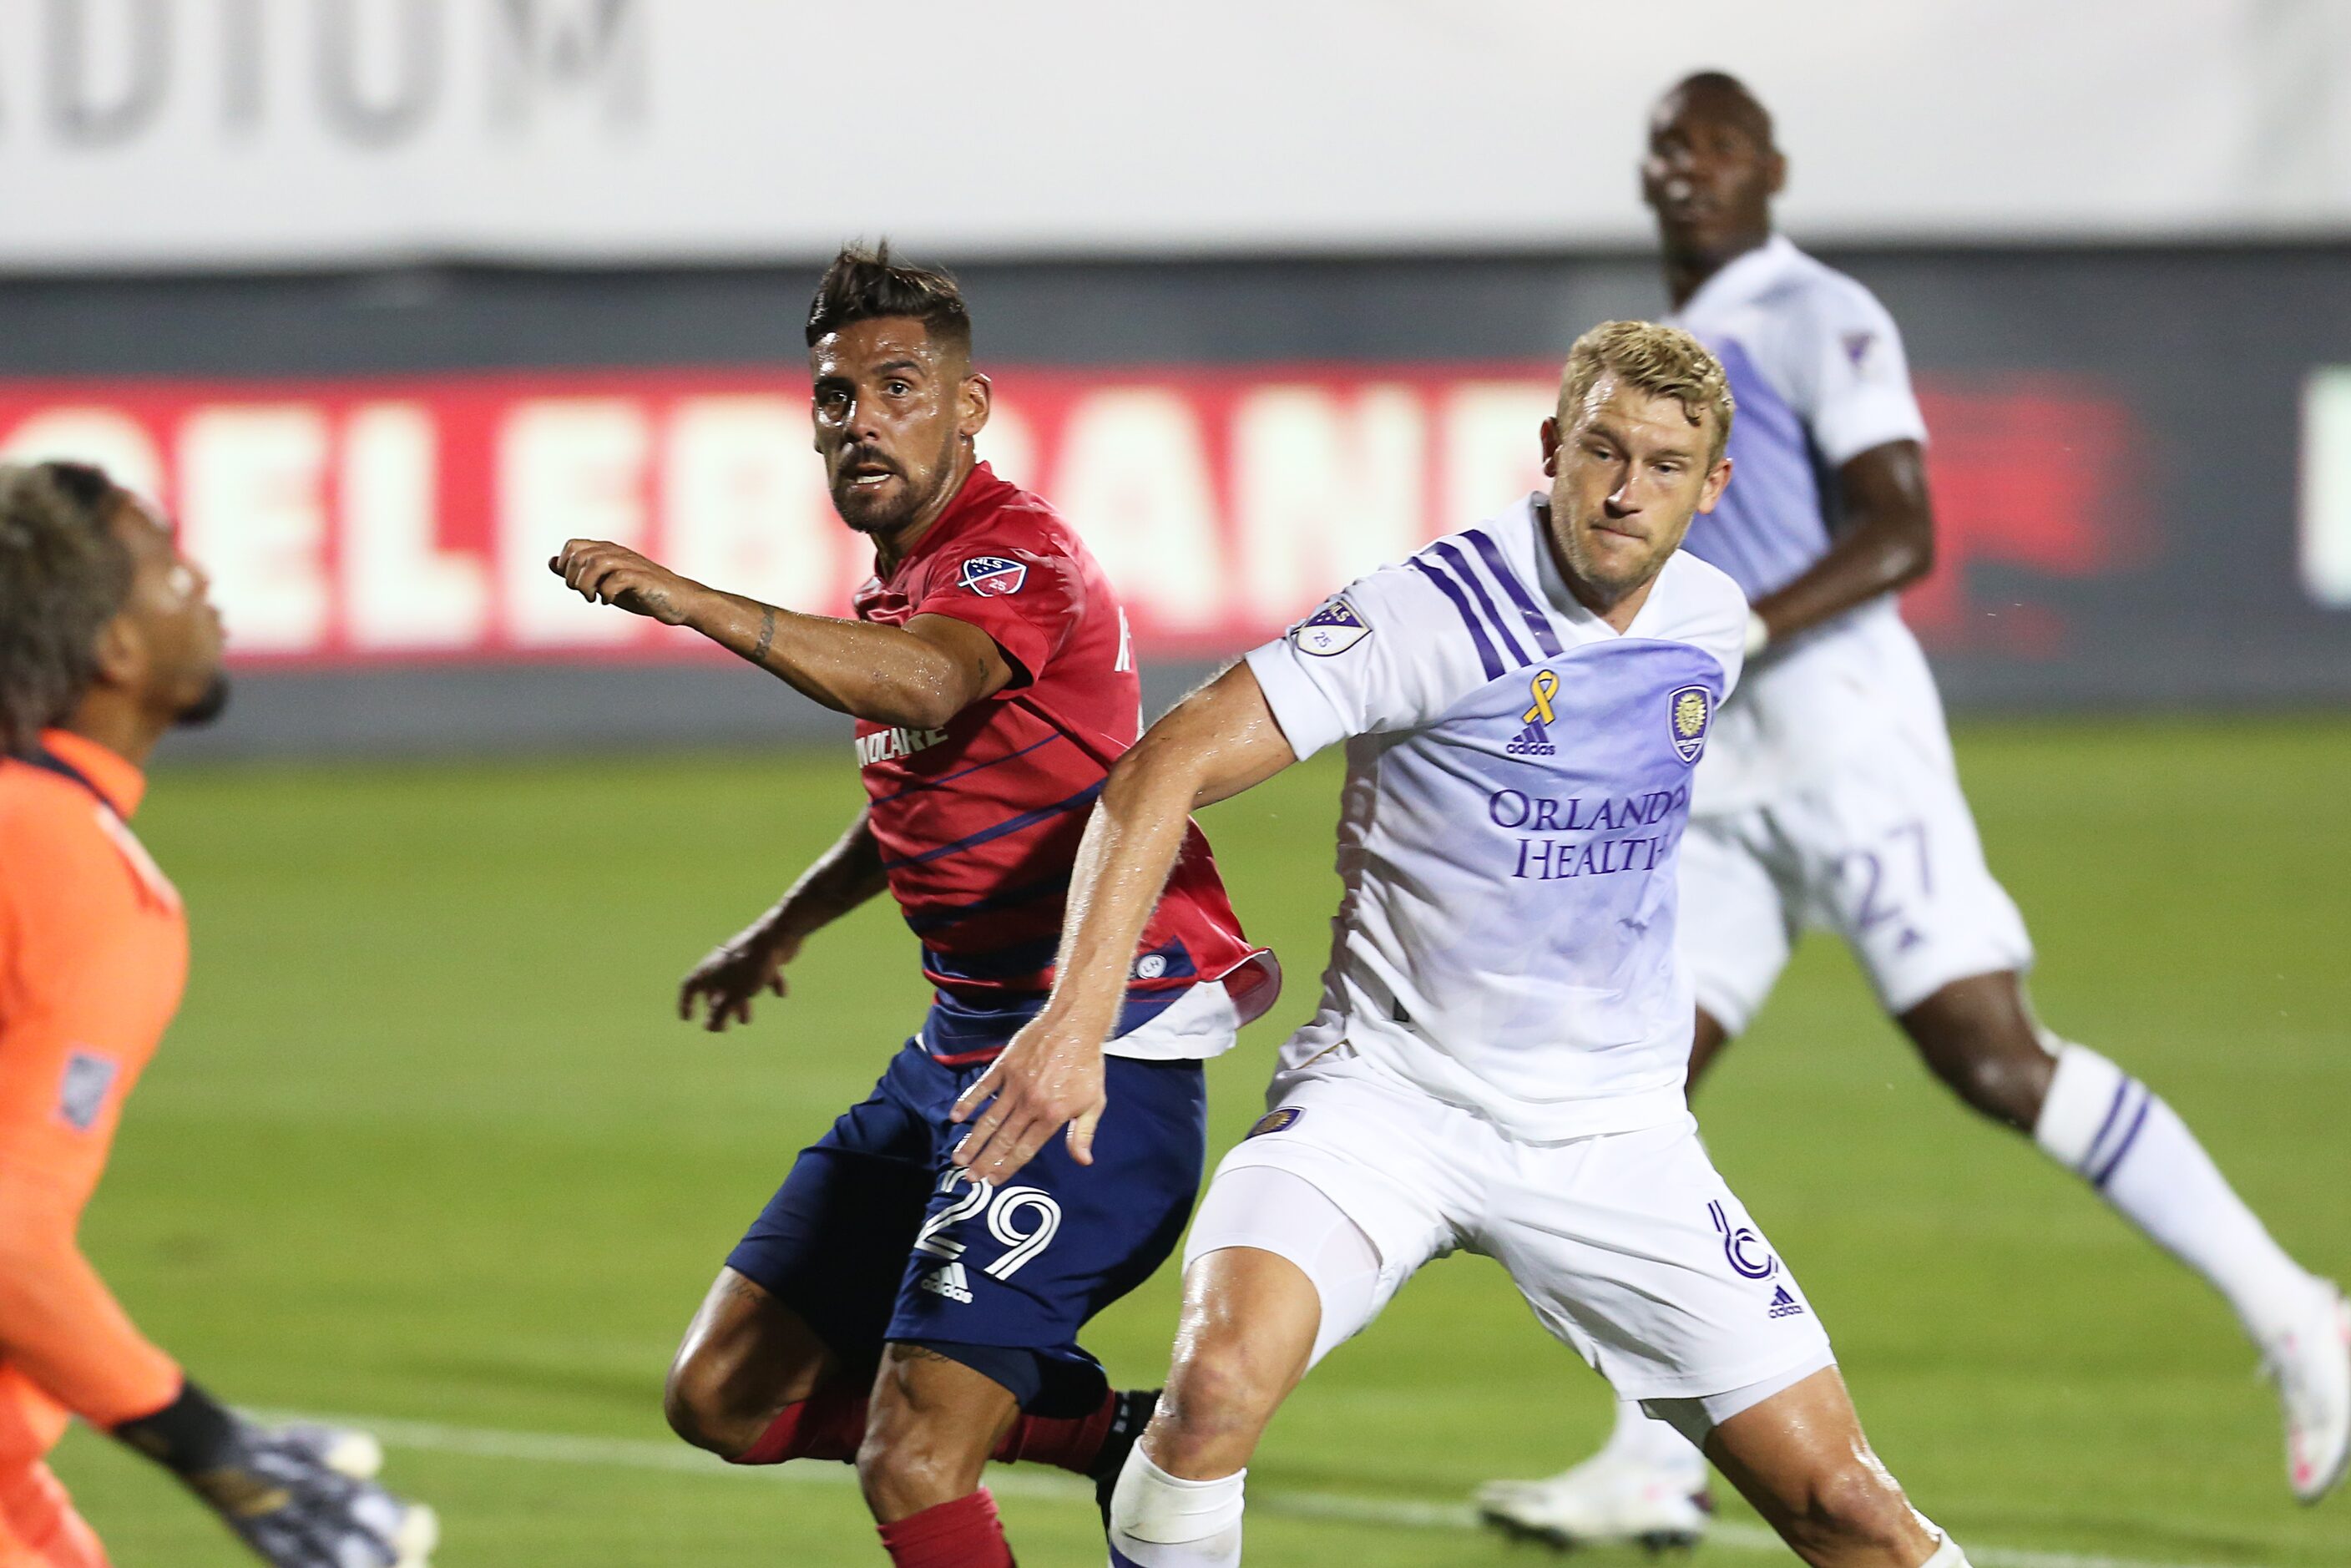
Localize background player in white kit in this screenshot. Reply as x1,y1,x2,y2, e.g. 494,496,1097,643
953,322,1981,1568
1477,73,2351,1550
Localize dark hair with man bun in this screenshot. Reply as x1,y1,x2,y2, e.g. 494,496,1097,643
0,461,132,755
806,240,973,356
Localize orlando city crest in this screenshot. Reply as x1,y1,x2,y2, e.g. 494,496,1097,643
1667,684,1711,764
1246,1108,1304,1139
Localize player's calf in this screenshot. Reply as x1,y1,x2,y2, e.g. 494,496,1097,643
856,1343,1016,1521
1697,1368,1961,1568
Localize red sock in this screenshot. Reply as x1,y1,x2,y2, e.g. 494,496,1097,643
733,1385,1120,1473
877,1489,1014,1568
991,1389,1119,1471
731,1384,867,1464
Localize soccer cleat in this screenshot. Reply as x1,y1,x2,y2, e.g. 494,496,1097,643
1475,1454,1711,1552
1091,1388,1160,1526
2264,1280,2351,1504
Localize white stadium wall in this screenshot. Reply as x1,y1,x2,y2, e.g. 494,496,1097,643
0,1,2348,270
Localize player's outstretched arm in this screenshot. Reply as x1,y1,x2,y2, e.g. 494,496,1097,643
1747,438,1934,650
948,664,1297,1184
547,540,1012,729
680,808,887,1032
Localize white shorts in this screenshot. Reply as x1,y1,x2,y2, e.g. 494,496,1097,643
1681,703,2033,1035
1188,1050,1834,1403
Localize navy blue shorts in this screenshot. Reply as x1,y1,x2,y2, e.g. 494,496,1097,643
727,1039,1206,1414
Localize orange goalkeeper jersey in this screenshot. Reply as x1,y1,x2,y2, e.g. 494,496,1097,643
0,730,185,1471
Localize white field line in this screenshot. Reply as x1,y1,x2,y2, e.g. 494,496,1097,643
260,1409,2278,1568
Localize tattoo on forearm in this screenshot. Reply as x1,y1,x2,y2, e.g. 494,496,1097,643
751,606,776,667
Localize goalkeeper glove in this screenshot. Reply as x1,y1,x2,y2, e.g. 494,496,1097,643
111,1379,436,1567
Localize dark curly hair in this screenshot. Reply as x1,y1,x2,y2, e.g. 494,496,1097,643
805,241,972,356
0,461,133,756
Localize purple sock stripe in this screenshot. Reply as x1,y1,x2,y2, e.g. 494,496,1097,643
2079,1076,2132,1176
2091,1089,2154,1190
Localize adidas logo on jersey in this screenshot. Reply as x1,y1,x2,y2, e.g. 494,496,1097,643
918,1262,973,1304
1504,721,1556,756
1767,1284,1806,1319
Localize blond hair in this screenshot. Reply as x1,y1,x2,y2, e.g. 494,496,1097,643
1558,320,1735,463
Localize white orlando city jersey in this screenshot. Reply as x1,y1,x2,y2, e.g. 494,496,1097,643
1243,498,1747,1142
1669,233,1939,809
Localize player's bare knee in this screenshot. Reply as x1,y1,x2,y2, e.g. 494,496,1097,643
1919,1035,2049,1130
1779,1460,1915,1560
1153,1340,1282,1471
661,1347,756,1455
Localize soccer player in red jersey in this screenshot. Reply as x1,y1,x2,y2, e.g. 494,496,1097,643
552,245,1277,1568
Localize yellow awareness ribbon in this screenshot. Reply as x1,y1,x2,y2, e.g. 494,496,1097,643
1522,669,1559,726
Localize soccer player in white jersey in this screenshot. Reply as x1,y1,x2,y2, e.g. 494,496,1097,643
1475,73,2350,1550
952,321,1981,1568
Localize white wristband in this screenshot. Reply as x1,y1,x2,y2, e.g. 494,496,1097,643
1742,611,1772,660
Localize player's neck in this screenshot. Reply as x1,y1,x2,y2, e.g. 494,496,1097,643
868,452,979,579
1538,502,1657,634
59,693,166,771
1661,228,1772,310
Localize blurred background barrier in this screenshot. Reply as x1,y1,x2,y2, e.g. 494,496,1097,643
2,245,2348,755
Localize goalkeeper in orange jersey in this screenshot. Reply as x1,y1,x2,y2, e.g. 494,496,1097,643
0,461,434,1568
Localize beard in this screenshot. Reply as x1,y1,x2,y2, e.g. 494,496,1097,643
832,473,922,536
174,670,231,729
829,435,960,538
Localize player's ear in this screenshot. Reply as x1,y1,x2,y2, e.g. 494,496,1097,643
1764,149,1787,200
1696,453,1733,513
959,372,992,441
88,605,146,692
1539,415,1563,478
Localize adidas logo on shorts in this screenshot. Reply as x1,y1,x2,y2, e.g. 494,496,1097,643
918,1262,973,1304
1767,1284,1806,1319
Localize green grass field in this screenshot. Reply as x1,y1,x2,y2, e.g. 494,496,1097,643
43,717,2351,1566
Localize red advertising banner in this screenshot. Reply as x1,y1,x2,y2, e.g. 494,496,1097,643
0,367,2135,666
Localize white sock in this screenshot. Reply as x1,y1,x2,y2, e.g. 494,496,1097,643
1108,1448,1245,1568
2035,1042,2318,1343
1600,1398,1705,1480
1917,1526,1971,1566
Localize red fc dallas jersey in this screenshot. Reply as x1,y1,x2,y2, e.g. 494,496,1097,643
851,463,1274,1063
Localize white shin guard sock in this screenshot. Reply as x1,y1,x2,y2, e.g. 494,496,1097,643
1108,1449,1246,1568
1602,1398,1706,1479
1918,1527,1971,1566
2035,1042,2318,1343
